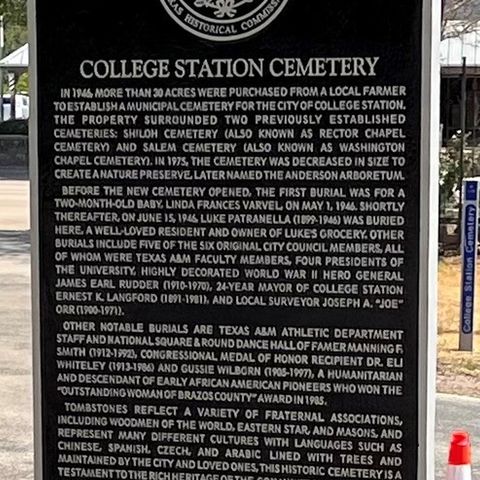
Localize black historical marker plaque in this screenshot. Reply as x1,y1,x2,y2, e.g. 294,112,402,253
30,1,439,479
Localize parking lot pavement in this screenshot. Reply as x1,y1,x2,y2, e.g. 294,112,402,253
435,394,480,479
0,252,33,480
0,172,32,480
0,178,29,231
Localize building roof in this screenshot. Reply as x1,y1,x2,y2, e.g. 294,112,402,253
441,28,480,66
0,38,477,70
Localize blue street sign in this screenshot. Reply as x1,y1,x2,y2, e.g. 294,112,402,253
460,180,479,350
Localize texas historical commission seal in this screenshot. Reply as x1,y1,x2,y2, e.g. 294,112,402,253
159,0,289,42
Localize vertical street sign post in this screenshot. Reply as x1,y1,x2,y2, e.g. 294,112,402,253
460,178,479,352
29,1,440,480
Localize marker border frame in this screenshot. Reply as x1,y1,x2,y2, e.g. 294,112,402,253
418,0,440,478
28,0,42,476
28,1,440,478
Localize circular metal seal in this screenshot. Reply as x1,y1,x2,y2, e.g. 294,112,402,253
159,0,289,42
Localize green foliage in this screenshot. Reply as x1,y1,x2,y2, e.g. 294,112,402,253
0,0,28,94
0,0,28,54
16,71,28,92
440,145,459,210
440,132,480,212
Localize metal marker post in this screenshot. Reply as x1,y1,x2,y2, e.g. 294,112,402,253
458,57,467,236
460,178,479,351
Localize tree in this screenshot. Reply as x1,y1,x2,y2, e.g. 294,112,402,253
442,0,480,39
439,132,480,213
0,0,27,55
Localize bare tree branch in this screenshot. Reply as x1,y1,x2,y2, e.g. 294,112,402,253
442,0,480,39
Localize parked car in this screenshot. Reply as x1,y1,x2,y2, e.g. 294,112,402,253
1,94,29,121
0,119,28,135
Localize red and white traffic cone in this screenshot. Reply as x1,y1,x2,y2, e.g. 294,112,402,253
447,431,472,480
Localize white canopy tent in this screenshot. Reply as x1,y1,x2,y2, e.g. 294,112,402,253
441,22,480,73
0,43,28,120
0,43,28,73
439,22,480,144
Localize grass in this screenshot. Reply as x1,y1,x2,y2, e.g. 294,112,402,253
437,257,480,396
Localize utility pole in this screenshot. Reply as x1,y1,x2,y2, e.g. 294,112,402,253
458,56,467,233
0,15,4,122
